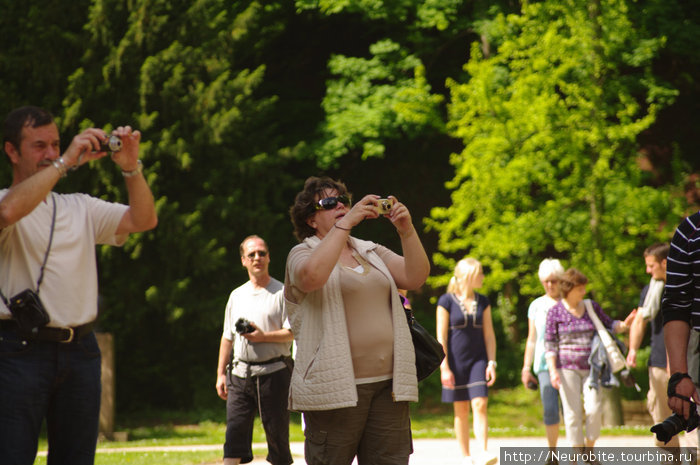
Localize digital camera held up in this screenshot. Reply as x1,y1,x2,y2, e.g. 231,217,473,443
235,318,255,334
376,198,394,215
100,135,122,154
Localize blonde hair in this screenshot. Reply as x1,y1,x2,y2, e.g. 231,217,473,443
447,257,483,296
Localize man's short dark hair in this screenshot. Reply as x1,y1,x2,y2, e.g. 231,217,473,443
644,243,669,263
3,106,55,152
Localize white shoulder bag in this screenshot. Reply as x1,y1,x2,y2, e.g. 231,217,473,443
584,299,626,373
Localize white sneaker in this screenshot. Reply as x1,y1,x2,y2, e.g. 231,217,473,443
461,456,474,465
478,451,498,465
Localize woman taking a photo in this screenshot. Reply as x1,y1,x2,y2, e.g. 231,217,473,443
436,257,497,465
544,268,633,452
284,176,430,465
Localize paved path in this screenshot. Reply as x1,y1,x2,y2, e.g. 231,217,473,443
89,433,696,464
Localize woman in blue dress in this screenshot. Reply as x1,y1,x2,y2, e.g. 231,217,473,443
437,258,497,465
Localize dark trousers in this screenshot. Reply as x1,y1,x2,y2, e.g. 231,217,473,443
0,329,101,465
225,367,293,465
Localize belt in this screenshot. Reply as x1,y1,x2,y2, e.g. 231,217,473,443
0,319,95,343
237,355,287,366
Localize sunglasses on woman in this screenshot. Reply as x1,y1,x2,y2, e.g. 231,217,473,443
315,195,351,210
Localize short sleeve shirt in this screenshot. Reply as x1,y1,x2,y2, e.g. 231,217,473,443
544,300,614,370
527,295,559,374
0,191,127,327
222,278,291,377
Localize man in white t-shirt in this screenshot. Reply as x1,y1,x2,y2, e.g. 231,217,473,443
0,106,157,465
215,235,293,465
626,243,682,448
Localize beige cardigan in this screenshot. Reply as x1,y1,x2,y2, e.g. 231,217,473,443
284,235,418,411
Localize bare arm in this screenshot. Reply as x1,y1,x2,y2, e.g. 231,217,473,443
483,306,497,385
613,308,637,334
544,311,560,390
0,166,61,229
626,310,646,367
293,194,380,292
243,326,294,343
664,320,699,419
215,337,233,400
0,128,109,229
437,305,454,388
112,127,157,236
381,197,430,290
521,317,538,386
292,225,350,293
546,354,560,390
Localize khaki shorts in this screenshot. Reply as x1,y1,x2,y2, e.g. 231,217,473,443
647,366,672,424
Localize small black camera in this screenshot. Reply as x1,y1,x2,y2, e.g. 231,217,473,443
651,402,700,444
100,135,122,154
7,289,50,334
235,318,255,334
527,380,538,390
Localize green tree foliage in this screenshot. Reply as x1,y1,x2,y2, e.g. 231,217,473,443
57,0,314,410
297,0,519,168
317,39,444,165
0,0,698,412
628,0,700,184
0,0,91,191
427,0,684,363
0,1,89,116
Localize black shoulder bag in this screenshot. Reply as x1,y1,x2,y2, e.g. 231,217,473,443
0,195,55,334
404,302,445,381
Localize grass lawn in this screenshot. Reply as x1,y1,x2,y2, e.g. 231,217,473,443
35,450,223,465
33,385,654,464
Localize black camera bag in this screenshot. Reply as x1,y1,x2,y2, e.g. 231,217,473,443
7,289,50,334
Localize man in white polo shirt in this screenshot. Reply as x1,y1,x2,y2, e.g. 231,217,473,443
0,105,157,465
215,235,293,465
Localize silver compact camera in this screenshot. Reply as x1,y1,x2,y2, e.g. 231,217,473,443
376,198,394,215
100,135,122,154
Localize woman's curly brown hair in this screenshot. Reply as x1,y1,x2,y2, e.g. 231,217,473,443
289,176,351,241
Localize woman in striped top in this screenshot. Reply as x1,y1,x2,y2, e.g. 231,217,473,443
544,268,633,452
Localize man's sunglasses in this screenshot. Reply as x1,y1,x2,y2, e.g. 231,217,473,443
315,195,351,211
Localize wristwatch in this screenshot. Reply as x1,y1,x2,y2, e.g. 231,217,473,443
121,160,143,178
488,360,497,368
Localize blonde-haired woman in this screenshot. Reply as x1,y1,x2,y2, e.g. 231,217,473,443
437,258,497,465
